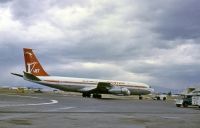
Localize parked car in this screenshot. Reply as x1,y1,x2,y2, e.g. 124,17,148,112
153,94,167,101
175,94,192,107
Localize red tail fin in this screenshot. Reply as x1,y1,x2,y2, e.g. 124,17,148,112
23,48,48,76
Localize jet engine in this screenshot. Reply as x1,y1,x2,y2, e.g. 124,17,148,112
108,87,130,96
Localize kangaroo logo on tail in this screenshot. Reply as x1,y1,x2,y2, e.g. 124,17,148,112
26,62,40,73
24,48,48,76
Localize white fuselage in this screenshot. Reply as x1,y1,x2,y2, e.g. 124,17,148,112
26,76,154,95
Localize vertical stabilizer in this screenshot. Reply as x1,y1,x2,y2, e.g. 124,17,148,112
23,48,48,76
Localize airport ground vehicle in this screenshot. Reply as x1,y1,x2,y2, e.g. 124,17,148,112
191,89,200,108
192,96,200,108
153,94,167,101
175,95,192,107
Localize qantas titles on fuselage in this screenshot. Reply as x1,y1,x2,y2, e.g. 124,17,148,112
12,48,154,99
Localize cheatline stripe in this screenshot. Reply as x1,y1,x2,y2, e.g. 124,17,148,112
43,80,148,88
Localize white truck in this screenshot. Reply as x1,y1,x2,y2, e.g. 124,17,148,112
175,88,200,108
191,89,200,108
192,96,200,108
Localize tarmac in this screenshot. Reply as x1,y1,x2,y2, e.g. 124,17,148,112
0,93,200,128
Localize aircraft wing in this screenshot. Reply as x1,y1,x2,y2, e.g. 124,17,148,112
79,86,97,92
95,82,112,93
81,82,113,94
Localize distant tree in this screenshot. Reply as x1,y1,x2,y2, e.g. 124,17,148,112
167,91,172,96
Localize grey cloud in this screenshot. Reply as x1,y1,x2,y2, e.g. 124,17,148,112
1,0,200,91
48,64,117,79
0,0,12,4
9,0,51,25
125,62,200,89
153,0,200,40
50,0,88,7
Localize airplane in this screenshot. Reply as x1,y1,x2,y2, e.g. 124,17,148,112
12,48,154,99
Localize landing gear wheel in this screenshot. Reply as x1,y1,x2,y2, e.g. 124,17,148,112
93,94,102,99
183,102,188,108
97,94,102,99
139,95,143,100
82,93,86,97
156,97,160,100
86,93,91,98
163,97,166,101
82,93,91,98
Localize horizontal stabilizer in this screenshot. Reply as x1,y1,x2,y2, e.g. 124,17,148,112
23,72,41,81
11,73,23,77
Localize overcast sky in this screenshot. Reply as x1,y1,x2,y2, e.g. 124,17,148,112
0,0,200,91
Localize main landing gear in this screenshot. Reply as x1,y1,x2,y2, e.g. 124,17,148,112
139,95,143,100
82,92,91,98
82,93,102,99
93,93,102,99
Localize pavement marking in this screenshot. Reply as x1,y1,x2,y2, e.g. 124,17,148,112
58,107,75,110
47,107,76,112
0,94,59,107
0,94,42,99
161,116,180,119
0,100,58,108
25,100,58,106
0,100,58,107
